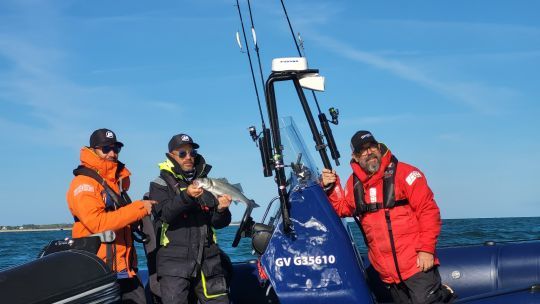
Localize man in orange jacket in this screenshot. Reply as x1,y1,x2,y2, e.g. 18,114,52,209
67,128,156,303
322,130,454,304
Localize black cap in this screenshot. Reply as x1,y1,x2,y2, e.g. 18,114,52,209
350,130,378,153
168,133,200,152
89,128,124,147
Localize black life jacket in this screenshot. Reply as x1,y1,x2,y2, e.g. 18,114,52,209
352,155,409,216
73,165,130,211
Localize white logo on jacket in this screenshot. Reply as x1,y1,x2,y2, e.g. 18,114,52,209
73,184,94,196
369,188,377,202
406,171,422,185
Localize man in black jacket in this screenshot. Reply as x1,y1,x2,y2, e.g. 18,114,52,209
149,133,232,304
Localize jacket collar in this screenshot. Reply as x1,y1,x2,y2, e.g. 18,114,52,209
350,143,392,187
79,147,130,185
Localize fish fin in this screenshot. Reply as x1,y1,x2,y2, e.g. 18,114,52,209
215,177,230,184
250,199,260,208
231,183,243,193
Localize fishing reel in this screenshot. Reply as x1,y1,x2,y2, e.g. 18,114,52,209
248,126,259,142
329,107,339,125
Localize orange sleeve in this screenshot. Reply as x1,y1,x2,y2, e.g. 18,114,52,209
70,177,147,234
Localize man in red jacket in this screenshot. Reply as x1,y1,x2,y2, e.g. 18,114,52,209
322,130,454,304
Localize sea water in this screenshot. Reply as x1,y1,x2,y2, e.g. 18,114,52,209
1,217,539,271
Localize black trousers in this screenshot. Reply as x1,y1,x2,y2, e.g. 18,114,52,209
159,275,229,304
118,276,147,304
388,267,454,304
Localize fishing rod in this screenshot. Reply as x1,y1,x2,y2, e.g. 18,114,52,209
246,0,266,96
236,0,274,177
236,0,274,178
278,0,341,166
235,0,265,128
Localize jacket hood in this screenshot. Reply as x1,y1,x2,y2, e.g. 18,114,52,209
79,147,130,185
350,143,392,188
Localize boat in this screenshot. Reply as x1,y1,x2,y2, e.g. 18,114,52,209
1,56,539,304
204,57,540,304
140,57,540,304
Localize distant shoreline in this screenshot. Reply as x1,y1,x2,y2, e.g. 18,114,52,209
0,228,72,233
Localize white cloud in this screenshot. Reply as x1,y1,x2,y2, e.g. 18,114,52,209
308,33,518,115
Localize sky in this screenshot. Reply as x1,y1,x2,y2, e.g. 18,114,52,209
0,0,538,226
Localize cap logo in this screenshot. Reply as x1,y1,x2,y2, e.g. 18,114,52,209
360,133,372,139
105,131,114,138
181,135,190,141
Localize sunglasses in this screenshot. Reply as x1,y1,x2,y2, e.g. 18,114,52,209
176,149,198,158
99,145,122,154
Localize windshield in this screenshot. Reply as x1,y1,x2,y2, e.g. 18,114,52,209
260,116,321,227
279,116,320,190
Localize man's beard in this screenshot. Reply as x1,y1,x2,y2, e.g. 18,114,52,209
360,154,381,174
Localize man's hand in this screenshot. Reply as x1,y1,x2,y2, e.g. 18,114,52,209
417,251,434,272
186,184,204,198
217,194,232,212
321,168,337,187
141,200,157,215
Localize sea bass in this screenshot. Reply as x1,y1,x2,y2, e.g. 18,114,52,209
193,178,260,209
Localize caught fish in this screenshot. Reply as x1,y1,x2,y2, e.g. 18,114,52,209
193,178,259,209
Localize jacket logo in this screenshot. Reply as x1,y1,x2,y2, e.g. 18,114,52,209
406,171,422,185
106,131,114,138
74,184,94,196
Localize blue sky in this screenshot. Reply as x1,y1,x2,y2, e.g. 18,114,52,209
0,0,538,226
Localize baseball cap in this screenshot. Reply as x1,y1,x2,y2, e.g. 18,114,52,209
350,130,378,153
89,128,124,147
168,133,200,152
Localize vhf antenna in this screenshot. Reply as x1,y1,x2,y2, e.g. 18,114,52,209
279,0,341,166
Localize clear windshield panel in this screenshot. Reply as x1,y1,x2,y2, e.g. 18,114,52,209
279,116,320,189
